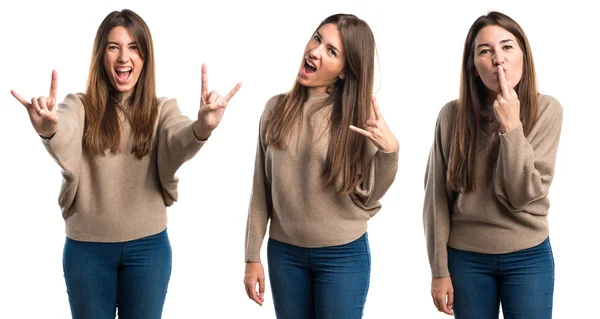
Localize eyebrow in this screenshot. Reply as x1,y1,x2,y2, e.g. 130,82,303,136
316,31,341,54
476,39,514,49
107,41,137,46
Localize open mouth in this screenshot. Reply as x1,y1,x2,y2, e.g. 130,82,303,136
115,66,132,82
303,58,317,74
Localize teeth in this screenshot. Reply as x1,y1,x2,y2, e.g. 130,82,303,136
116,67,132,73
305,59,316,69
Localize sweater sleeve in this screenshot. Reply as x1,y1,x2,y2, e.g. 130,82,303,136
493,96,563,213
244,125,272,263
157,98,206,206
351,142,399,210
423,103,455,278
244,97,280,263
41,93,85,214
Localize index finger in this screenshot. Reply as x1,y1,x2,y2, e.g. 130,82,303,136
497,65,510,98
49,70,58,100
223,82,242,104
201,63,209,98
10,90,30,107
371,96,383,120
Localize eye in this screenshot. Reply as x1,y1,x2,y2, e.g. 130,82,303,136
107,45,119,51
503,44,513,50
478,48,490,55
328,48,337,56
129,45,138,51
312,34,321,42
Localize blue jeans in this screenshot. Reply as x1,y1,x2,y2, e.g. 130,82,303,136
63,229,172,319
267,232,371,319
448,237,554,319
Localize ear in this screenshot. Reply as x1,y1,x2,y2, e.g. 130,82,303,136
338,72,345,80
474,70,480,77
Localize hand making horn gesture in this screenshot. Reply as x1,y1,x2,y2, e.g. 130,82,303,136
493,65,521,133
193,63,242,140
11,70,60,139
349,96,399,153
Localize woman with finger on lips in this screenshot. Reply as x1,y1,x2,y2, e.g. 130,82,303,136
242,13,399,318
10,9,241,319
423,11,562,319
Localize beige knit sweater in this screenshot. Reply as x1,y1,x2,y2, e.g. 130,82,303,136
245,93,399,263
423,94,563,278
43,93,204,242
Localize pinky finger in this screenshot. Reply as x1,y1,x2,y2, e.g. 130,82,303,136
349,125,372,139
11,90,30,107
223,82,242,104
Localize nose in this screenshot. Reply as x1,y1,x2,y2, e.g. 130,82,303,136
117,48,130,63
492,52,504,66
308,45,324,59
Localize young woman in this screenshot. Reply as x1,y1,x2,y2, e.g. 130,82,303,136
243,13,399,319
11,9,240,318
423,11,562,319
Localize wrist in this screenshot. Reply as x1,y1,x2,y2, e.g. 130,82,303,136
192,121,211,141
40,130,57,140
381,139,399,153
501,121,521,134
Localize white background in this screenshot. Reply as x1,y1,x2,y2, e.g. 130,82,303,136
0,0,597,318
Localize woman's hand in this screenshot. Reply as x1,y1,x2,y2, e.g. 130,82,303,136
193,63,242,140
493,65,521,133
244,262,265,306
11,70,60,138
431,277,454,315
349,96,398,152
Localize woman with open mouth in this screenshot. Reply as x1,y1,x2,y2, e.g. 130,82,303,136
243,13,399,319
11,9,240,319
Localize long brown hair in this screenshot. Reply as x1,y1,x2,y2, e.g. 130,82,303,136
265,14,375,195
447,11,538,192
83,9,158,159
